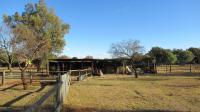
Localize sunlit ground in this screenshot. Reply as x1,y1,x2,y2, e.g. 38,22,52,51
65,75,200,112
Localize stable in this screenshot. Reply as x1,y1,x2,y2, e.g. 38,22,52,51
48,58,131,75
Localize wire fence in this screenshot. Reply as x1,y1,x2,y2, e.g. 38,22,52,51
157,64,200,74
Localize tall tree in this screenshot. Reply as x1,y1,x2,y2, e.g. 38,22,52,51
12,24,47,90
188,47,200,64
0,22,15,71
84,56,94,59
173,49,194,64
109,39,144,78
3,0,70,70
148,47,177,65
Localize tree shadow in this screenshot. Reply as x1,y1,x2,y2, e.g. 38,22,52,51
0,107,21,112
2,85,46,107
64,107,182,112
97,77,169,82
0,83,22,91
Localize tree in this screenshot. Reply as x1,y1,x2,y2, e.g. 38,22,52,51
109,39,144,78
84,55,93,59
58,55,70,59
188,47,200,64
3,0,70,70
72,57,78,59
0,22,15,71
165,51,177,64
173,49,194,64
148,47,177,64
12,24,47,90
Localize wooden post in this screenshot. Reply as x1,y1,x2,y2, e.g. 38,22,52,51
122,61,125,74
56,75,61,108
46,59,49,76
69,62,71,70
91,62,94,75
62,63,65,75
2,70,5,85
190,64,192,73
170,65,172,73
30,71,33,85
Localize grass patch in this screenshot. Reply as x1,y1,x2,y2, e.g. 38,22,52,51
0,79,53,111
65,75,200,112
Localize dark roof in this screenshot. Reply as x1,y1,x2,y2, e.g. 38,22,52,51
48,58,130,62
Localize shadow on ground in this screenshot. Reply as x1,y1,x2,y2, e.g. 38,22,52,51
64,107,182,112
96,77,169,82
2,85,46,107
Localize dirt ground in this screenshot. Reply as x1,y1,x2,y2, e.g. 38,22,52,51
64,75,200,112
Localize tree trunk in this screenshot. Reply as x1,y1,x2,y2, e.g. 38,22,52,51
131,60,138,78
133,67,138,78
21,70,28,90
36,64,41,72
7,63,12,72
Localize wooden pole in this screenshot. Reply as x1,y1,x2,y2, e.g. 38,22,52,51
2,70,5,85
30,71,33,85
190,64,192,73
123,61,125,74
170,65,172,73
62,63,65,75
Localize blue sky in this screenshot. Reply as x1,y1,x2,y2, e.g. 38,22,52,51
0,0,200,58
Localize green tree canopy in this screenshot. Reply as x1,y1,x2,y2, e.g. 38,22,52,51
173,49,194,64
148,47,177,64
3,0,70,57
188,47,200,64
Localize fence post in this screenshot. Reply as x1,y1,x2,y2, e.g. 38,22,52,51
56,74,62,109
2,70,5,85
170,65,172,73
190,64,192,73
30,71,33,85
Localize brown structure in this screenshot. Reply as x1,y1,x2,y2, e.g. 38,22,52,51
48,59,130,75
48,58,156,75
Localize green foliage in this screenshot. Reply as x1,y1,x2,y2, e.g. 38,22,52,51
188,47,200,64
165,51,177,64
173,49,194,64
3,0,70,56
148,47,177,64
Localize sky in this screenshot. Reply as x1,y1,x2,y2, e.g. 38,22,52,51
0,0,200,58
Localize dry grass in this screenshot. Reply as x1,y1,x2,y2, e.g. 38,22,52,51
157,65,200,74
0,79,53,111
65,75,200,112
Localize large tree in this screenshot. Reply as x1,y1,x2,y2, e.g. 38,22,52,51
12,24,47,90
3,0,70,70
173,49,194,64
188,47,200,64
0,22,15,71
148,47,177,65
109,39,144,78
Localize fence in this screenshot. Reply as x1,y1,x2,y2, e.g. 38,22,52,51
157,64,200,74
69,68,92,81
0,70,5,85
0,68,92,112
0,70,56,87
24,72,70,112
